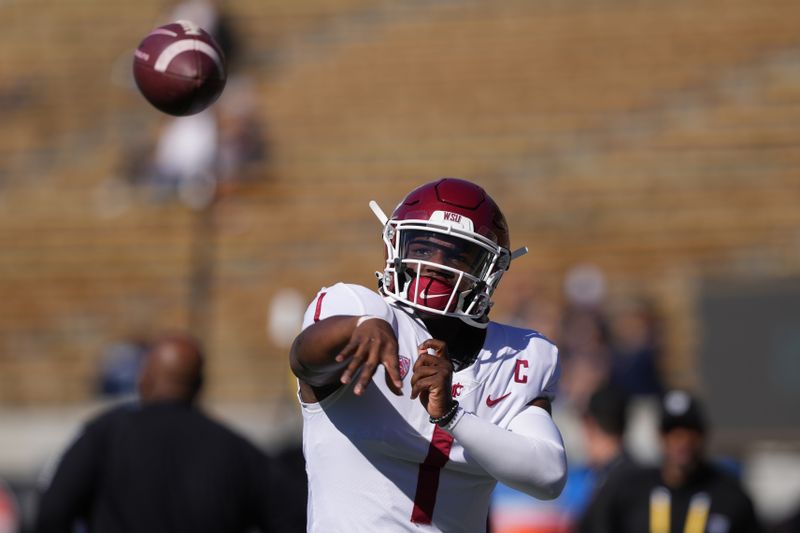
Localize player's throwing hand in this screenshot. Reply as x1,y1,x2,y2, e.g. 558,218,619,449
410,339,455,419
337,317,403,396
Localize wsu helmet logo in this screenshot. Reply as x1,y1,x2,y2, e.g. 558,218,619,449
430,210,474,232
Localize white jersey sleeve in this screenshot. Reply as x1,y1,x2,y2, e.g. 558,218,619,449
443,327,567,499
301,283,396,331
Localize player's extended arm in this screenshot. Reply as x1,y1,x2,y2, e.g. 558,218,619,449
447,403,567,500
290,315,403,396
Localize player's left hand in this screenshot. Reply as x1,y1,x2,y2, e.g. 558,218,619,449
410,339,455,419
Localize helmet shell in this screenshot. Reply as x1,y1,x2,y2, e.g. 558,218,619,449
391,178,510,250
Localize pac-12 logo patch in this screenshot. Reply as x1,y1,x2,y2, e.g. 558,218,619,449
398,355,411,379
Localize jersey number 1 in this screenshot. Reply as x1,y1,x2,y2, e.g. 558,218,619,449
410,426,454,524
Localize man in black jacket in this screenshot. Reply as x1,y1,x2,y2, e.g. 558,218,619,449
582,389,763,533
35,332,303,533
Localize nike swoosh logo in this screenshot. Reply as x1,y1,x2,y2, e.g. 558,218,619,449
486,392,512,407
418,291,449,300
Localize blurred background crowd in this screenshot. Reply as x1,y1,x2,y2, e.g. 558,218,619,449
1,0,800,531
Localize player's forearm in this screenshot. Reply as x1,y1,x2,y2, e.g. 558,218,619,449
447,405,567,500
290,315,359,385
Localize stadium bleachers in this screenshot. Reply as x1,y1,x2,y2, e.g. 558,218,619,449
1,0,800,405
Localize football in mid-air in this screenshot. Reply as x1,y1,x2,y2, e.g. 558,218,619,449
132,20,226,116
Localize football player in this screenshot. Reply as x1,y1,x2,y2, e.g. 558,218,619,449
290,178,567,532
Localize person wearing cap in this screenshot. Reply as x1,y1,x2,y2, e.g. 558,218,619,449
581,389,763,533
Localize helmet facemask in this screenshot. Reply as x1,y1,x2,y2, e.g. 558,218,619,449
377,215,511,328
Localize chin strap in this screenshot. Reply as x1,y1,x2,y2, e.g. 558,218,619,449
393,258,408,293
458,313,490,329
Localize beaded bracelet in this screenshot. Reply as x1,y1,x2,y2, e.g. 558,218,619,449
429,401,460,427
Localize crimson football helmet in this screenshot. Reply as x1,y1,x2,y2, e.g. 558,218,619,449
371,178,527,327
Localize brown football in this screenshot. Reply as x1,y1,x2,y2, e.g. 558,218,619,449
132,21,226,116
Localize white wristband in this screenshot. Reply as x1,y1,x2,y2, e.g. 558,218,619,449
355,315,386,328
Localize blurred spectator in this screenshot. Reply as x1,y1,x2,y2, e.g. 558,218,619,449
133,0,267,209
586,390,763,533
35,332,301,533
215,76,268,193
497,275,561,341
557,306,612,411
149,109,220,209
556,264,612,410
0,478,20,533
150,0,236,207
95,337,148,397
607,297,664,398
574,383,635,533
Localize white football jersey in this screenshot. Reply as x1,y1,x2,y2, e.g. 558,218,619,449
298,283,560,533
